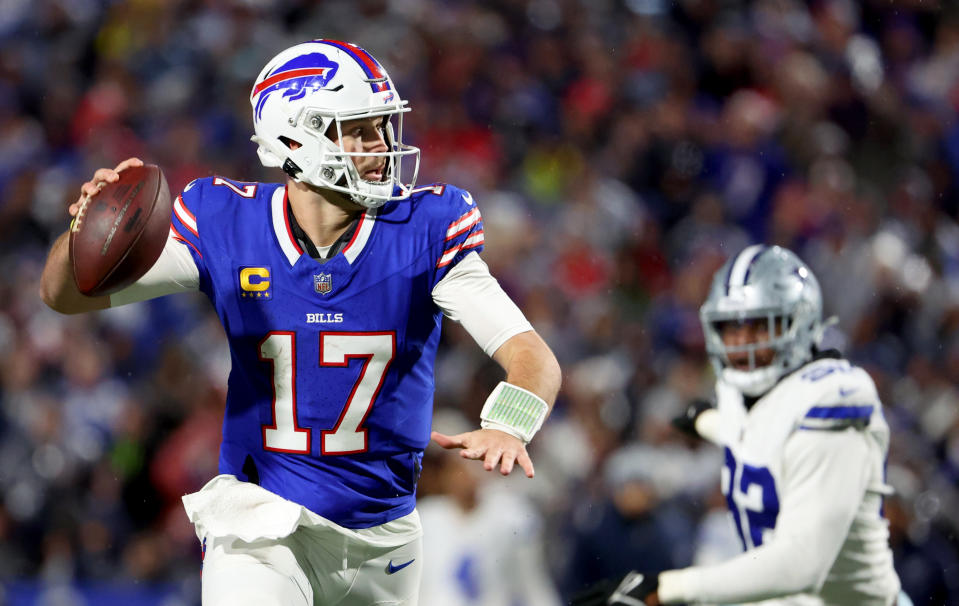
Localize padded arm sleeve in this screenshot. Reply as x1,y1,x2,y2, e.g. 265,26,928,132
109,230,200,306
431,251,533,356
658,428,872,603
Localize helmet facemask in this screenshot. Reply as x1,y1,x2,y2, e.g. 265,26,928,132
702,305,816,396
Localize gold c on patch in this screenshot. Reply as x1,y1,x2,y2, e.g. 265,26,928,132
239,266,272,299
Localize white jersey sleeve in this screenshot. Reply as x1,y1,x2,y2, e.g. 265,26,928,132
658,428,873,603
694,408,722,445
431,251,533,356
108,230,200,307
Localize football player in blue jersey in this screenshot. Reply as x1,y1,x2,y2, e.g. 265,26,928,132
39,39,561,606
572,245,906,606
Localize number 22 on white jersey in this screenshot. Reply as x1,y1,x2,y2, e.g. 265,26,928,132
723,447,780,550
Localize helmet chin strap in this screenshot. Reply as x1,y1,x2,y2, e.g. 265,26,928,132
282,157,304,180
722,340,817,397
722,366,780,397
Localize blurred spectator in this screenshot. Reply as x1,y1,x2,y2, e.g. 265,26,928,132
418,414,561,606
558,443,698,600
886,465,959,604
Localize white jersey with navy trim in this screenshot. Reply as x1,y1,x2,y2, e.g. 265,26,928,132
659,357,901,605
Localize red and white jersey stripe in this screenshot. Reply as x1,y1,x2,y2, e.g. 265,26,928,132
445,208,481,241
437,205,484,269
437,230,484,268
173,195,198,237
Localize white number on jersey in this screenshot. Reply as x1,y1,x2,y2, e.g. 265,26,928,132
258,331,396,455
319,332,395,454
213,176,258,198
259,332,311,453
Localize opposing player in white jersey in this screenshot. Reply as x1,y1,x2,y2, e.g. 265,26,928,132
574,245,905,606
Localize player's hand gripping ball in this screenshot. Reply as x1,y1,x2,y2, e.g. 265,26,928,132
70,164,172,296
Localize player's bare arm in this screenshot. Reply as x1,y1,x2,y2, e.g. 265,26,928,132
39,157,144,314
431,330,561,478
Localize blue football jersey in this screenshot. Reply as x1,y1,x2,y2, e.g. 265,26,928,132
170,177,484,528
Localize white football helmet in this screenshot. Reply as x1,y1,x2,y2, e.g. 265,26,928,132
250,39,420,208
700,245,824,396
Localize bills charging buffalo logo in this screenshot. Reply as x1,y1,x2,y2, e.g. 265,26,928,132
314,273,333,295
252,53,340,120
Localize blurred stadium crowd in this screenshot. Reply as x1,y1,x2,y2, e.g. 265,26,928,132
2,0,959,604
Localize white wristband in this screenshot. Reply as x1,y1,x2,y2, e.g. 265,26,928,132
480,381,549,444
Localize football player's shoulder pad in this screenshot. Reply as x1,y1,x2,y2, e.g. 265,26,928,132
177,176,207,208
178,176,235,215
780,356,880,431
403,183,482,247
407,183,475,217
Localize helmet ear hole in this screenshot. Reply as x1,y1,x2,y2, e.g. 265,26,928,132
279,136,301,150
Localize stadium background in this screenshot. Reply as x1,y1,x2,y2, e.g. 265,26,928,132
1,0,958,604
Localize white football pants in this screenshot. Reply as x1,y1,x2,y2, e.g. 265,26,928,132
184,475,422,606
200,526,422,606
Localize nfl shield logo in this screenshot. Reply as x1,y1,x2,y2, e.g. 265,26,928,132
314,273,333,295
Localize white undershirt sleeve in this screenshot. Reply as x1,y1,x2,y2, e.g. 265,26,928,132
431,251,533,356
658,428,872,603
109,230,200,307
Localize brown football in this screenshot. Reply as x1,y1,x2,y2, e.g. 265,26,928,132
70,164,173,296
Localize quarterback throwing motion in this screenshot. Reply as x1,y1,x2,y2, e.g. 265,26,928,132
577,245,904,605
40,40,561,605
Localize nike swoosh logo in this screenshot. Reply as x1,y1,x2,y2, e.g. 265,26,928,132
462,192,474,206
839,387,858,397
386,559,415,574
